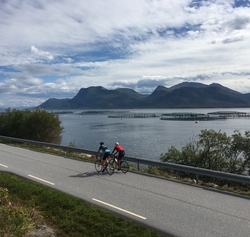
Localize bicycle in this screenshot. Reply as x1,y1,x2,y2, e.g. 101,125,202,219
95,154,114,175
109,154,129,173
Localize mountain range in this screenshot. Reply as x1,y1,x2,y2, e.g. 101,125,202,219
38,82,250,109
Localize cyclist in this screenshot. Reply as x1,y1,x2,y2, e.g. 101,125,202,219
111,142,125,170
97,142,111,172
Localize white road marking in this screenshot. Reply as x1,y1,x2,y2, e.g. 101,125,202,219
92,198,147,220
0,163,8,168
28,174,55,185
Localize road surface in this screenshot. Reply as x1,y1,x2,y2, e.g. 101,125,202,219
0,143,250,237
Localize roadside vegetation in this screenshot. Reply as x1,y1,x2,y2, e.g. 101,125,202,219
0,108,64,144
159,129,250,190
160,129,250,175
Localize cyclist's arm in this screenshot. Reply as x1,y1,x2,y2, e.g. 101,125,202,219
111,147,116,154
96,147,102,156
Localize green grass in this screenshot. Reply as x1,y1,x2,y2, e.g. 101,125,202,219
0,172,164,237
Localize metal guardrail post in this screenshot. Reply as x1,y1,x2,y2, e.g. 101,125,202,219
196,173,199,184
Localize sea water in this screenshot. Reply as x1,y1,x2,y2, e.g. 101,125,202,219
58,108,250,161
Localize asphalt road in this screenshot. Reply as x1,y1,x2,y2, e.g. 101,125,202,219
0,143,250,237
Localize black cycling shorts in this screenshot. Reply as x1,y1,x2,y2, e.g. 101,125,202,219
103,152,110,160
117,150,125,160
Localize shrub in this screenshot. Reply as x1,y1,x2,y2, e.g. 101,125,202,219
160,129,250,184
0,108,64,144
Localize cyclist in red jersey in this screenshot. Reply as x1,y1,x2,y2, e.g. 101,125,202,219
111,142,125,170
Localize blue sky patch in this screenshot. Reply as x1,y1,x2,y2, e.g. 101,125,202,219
0,0,250,108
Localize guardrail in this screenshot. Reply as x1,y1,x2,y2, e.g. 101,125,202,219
1,135,250,185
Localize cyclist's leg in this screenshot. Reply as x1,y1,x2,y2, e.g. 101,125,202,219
117,151,124,170
112,153,118,169
102,153,108,171
108,157,116,170
102,152,110,172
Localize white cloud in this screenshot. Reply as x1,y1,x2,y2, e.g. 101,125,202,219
30,46,54,60
0,0,250,108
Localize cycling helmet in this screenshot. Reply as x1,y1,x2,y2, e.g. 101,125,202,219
100,142,104,145
115,142,119,146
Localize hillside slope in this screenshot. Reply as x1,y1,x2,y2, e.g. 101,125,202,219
38,83,250,109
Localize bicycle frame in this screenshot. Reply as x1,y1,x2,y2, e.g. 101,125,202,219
109,154,129,173
95,154,114,175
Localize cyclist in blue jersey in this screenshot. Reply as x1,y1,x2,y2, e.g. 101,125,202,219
97,142,111,172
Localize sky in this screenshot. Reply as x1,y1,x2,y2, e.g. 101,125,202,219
0,0,250,108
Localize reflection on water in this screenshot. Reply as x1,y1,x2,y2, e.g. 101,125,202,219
58,108,250,161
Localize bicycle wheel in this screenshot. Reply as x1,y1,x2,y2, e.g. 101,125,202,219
120,160,129,173
95,160,102,172
106,162,114,175
108,158,116,170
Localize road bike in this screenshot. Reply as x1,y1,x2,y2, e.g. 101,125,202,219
109,154,129,174
95,154,114,175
